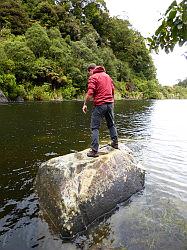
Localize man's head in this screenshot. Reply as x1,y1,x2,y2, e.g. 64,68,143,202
87,63,96,76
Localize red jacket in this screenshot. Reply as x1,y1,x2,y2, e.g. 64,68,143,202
87,66,114,106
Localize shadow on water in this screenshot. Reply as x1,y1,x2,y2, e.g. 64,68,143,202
0,100,187,249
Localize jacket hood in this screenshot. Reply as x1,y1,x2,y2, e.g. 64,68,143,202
93,66,106,74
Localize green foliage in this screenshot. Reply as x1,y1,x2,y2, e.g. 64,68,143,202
101,17,156,80
22,0,40,15
158,83,187,99
81,31,100,50
131,76,146,93
25,23,51,57
116,61,131,82
59,16,82,40
98,47,117,79
71,40,100,68
60,86,77,99
67,67,85,88
32,1,58,27
175,77,187,87
47,27,62,39
84,3,110,41
1,0,179,101
173,85,187,98
48,36,72,69
114,81,126,98
143,80,161,99
0,28,14,40
0,43,15,74
161,86,175,98
0,0,29,35
4,40,36,82
0,73,24,99
29,84,51,101
148,0,187,53
104,17,132,58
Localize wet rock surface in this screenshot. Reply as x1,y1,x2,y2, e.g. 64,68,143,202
35,144,145,238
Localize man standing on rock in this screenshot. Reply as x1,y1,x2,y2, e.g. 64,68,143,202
82,64,118,157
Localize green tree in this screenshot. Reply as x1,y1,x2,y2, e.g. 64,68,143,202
143,80,161,99
4,39,36,83
59,15,82,40
105,17,156,81
25,23,51,57
83,1,109,40
47,27,62,39
71,40,99,65
175,77,187,87
32,1,59,27
0,0,161,100
81,31,100,50
48,37,73,70
22,0,40,14
148,0,187,53
0,73,25,99
0,0,29,35
98,47,118,79
0,43,15,74
116,61,131,82
47,27,73,70
70,40,100,89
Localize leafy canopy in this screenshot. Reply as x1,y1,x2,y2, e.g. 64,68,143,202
148,0,187,54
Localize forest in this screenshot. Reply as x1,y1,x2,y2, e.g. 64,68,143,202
0,0,187,101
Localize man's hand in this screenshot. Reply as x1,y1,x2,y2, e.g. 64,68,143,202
82,93,92,113
82,104,87,114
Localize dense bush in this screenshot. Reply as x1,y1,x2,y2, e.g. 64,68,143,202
0,74,24,100
0,0,186,100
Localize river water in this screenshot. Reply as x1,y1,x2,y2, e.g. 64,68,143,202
0,100,187,250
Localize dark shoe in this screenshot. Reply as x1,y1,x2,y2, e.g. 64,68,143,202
110,141,118,149
87,149,99,157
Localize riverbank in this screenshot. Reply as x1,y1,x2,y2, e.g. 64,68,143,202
1,83,187,103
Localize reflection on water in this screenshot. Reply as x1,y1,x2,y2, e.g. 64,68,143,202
0,100,187,249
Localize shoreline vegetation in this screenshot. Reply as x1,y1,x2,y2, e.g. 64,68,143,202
0,0,187,102
1,88,187,103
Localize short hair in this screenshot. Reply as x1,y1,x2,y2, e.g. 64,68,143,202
87,63,96,71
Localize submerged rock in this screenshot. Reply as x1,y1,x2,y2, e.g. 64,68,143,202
35,144,145,238
15,96,24,102
0,90,8,103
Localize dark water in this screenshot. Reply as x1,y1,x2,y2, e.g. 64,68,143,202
0,100,187,250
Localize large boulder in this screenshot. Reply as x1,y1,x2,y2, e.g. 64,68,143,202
0,90,8,103
35,144,145,238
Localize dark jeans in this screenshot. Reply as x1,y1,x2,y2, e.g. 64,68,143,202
90,103,118,152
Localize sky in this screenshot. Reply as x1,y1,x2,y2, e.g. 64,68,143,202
105,0,187,86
